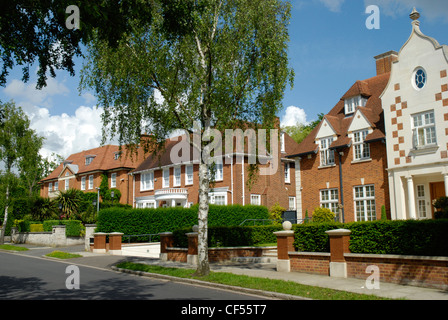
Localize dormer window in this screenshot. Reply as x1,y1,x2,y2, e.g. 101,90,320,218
114,152,121,160
344,95,367,115
85,156,95,165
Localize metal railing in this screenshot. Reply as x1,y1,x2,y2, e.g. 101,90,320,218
238,218,311,226
122,233,160,244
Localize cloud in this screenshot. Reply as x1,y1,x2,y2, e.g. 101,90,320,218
364,0,448,22
26,105,116,160
281,106,308,127
3,77,69,112
317,0,346,12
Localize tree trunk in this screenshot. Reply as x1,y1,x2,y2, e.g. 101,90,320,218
0,185,9,245
195,161,210,276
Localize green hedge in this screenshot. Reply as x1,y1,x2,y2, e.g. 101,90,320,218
42,220,84,237
96,204,270,238
293,219,448,256
173,225,282,248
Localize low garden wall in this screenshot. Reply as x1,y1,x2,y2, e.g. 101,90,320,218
275,223,448,291
11,225,84,247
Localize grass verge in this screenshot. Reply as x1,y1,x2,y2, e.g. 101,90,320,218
115,262,393,300
0,244,29,251
45,251,82,259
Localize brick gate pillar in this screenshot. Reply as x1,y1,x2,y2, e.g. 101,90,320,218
109,232,124,255
325,229,351,278
186,232,198,266
93,232,107,253
274,221,295,272
159,232,174,261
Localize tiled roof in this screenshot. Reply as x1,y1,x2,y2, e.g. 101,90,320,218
133,131,301,173
41,144,146,182
288,72,390,157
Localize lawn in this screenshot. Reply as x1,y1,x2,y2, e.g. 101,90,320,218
45,250,83,259
0,244,29,251
115,262,394,300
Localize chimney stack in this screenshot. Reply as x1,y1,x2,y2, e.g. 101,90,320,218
374,51,398,75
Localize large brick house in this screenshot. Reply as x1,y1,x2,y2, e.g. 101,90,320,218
288,53,393,222
39,145,146,205
131,131,300,211
382,9,448,220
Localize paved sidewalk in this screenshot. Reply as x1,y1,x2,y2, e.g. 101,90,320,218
5,243,448,300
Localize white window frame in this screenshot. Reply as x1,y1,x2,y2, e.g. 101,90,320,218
284,162,290,183
48,182,53,193
289,197,296,210
250,194,261,206
354,185,376,221
85,156,94,166
65,179,69,191
141,171,154,191
215,162,223,181
319,137,335,166
353,130,370,161
88,175,94,190
344,95,367,115
174,167,181,187
81,176,86,191
416,184,427,219
412,111,436,149
209,192,227,206
320,188,339,214
54,181,58,191
163,168,170,188
111,173,117,188
280,132,285,153
185,165,194,185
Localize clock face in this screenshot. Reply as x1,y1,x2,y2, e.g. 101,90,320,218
414,68,426,89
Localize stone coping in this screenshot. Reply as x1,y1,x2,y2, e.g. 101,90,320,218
345,252,448,262
288,251,331,257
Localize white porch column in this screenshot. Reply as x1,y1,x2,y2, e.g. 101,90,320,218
444,173,448,197
171,199,176,207
406,176,417,219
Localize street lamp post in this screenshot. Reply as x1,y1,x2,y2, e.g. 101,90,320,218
96,187,100,213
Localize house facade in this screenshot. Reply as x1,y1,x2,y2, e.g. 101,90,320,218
40,145,146,205
289,53,393,222
382,9,448,220
131,131,300,211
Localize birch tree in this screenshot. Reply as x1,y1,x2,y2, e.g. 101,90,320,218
0,102,43,244
80,0,294,275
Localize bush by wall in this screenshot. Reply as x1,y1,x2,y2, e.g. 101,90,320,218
96,204,270,238
293,219,448,256
42,220,84,237
173,225,282,248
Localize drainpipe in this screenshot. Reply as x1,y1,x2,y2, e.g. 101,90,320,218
241,155,245,205
338,151,345,223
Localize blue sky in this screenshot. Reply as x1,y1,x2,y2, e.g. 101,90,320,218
1,0,448,159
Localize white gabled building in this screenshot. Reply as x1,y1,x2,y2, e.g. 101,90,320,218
382,8,448,220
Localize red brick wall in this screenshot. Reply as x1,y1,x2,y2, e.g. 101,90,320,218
299,140,390,222
346,255,448,290
289,253,330,276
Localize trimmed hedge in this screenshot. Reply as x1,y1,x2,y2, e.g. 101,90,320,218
173,225,282,248
96,204,270,238
43,220,84,237
293,219,448,257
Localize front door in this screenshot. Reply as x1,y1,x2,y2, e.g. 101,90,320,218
430,182,446,218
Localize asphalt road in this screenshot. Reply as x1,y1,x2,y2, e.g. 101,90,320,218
0,251,266,301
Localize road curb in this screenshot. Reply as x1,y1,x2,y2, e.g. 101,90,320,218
111,266,310,300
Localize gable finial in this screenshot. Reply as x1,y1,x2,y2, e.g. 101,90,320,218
410,7,420,21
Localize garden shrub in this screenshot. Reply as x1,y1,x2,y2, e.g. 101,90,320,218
173,225,282,248
292,219,448,256
311,207,335,223
42,219,84,237
96,204,270,238
30,224,44,232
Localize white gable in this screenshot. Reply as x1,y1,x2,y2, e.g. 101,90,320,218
315,118,336,140
347,109,372,133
